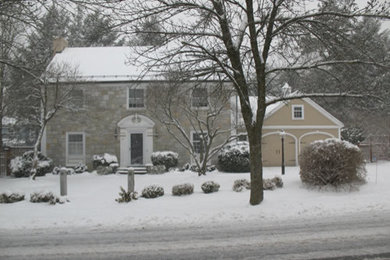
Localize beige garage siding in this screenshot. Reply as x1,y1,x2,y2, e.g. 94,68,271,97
299,132,336,155
262,133,297,166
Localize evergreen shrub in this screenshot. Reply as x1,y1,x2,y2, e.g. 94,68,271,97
141,185,164,198
299,139,366,187
172,183,194,196
218,142,250,172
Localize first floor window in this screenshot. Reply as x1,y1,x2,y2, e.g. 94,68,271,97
192,132,208,153
237,133,248,141
128,88,145,108
67,132,85,165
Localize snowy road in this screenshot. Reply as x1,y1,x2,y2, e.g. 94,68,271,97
1,211,389,260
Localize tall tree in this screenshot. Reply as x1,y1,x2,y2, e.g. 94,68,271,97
80,0,389,205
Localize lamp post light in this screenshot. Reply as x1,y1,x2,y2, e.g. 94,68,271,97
280,130,286,175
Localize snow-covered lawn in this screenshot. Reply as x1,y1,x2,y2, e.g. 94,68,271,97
0,162,389,231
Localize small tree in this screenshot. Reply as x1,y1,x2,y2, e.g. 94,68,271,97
148,78,235,175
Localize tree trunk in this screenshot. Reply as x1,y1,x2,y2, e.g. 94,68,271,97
31,124,45,180
247,126,264,205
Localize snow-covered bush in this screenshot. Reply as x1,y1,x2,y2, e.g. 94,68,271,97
92,153,118,169
263,179,276,190
270,176,283,188
151,151,178,171
172,183,194,196
341,127,365,145
146,164,166,174
115,186,138,203
299,138,366,187
201,181,220,194
141,185,164,199
179,163,216,173
30,192,65,205
96,166,115,175
218,141,250,172
10,151,54,178
233,179,250,192
0,192,25,203
74,162,88,173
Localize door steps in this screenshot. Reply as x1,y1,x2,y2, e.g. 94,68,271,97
116,166,147,175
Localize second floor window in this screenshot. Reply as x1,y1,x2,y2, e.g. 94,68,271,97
292,105,304,119
128,88,145,108
191,88,208,108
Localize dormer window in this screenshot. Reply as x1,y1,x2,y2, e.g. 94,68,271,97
128,88,145,108
191,88,208,108
292,105,304,120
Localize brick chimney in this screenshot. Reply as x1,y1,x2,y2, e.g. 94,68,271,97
52,37,68,55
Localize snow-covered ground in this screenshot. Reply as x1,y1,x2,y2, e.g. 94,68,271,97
0,162,389,231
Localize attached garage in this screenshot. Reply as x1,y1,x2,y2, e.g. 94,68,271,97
299,131,336,155
262,132,297,166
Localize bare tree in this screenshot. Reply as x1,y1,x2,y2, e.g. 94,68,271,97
80,0,389,205
30,63,80,180
147,75,235,175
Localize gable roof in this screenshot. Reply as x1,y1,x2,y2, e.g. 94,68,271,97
48,46,163,82
231,95,344,127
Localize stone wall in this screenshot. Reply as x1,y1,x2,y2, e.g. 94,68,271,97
45,81,233,169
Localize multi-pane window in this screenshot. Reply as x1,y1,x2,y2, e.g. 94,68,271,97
191,88,208,108
70,89,84,107
192,132,207,153
237,133,248,141
128,88,145,108
67,134,84,156
292,105,304,119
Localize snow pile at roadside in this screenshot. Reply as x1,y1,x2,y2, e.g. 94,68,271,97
0,162,389,231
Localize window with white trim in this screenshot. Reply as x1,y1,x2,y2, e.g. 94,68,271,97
128,88,145,108
192,132,208,154
66,132,85,166
237,133,248,141
70,89,84,108
292,105,304,120
191,88,208,108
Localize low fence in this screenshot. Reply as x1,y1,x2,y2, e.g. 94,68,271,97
0,146,34,177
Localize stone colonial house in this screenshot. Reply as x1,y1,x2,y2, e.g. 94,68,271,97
42,41,343,169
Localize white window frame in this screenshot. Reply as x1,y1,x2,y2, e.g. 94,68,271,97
127,87,146,109
66,132,85,166
191,131,208,154
70,88,84,108
292,105,304,120
191,87,209,109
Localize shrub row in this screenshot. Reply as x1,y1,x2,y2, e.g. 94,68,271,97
0,191,66,205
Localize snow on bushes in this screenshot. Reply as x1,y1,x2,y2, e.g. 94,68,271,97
172,183,194,196
151,151,178,171
30,192,65,205
299,138,366,188
201,181,220,194
115,187,138,203
0,192,25,203
341,127,365,145
233,179,250,192
141,185,164,199
218,141,250,172
93,153,118,174
233,177,283,192
10,151,54,178
52,167,75,175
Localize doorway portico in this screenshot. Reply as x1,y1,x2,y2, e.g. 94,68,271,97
117,114,154,167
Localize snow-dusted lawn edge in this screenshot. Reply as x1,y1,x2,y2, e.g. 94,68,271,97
0,162,389,231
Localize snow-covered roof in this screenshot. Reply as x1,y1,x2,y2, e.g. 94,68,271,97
230,96,283,119
48,46,164,82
